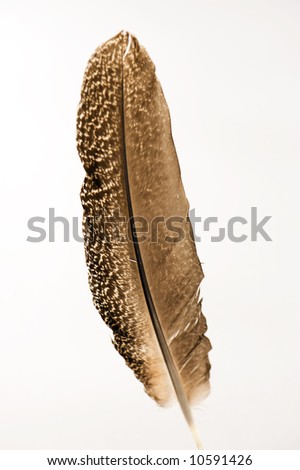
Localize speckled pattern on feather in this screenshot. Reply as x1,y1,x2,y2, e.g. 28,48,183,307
76,31,211,406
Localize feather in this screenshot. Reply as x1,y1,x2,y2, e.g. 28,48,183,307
76,31,211,447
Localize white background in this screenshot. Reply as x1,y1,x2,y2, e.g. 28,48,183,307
0,0,299,450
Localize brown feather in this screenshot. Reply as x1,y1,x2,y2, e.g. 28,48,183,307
76,31,211,445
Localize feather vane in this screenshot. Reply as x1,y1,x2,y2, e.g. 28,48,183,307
76,31,211,447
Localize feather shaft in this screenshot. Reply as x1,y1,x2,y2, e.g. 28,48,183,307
121,34,199,443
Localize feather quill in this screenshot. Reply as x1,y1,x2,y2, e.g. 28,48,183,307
76,31,211,447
